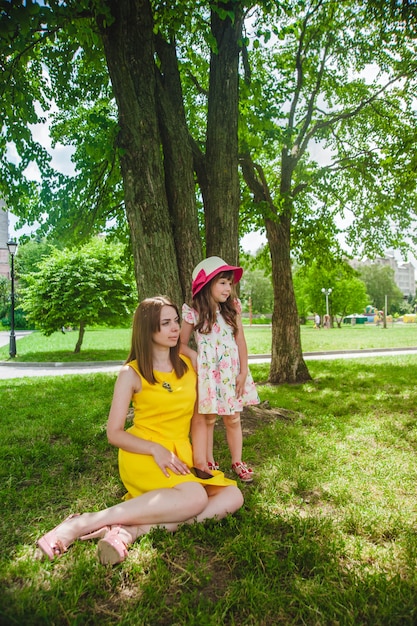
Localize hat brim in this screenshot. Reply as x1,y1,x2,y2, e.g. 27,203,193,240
192,264,243,297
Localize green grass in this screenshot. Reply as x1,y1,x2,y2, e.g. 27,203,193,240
1,357,417,624
1,322,417,362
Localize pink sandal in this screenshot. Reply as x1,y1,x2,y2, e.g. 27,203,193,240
231,461,254,483
37,514,79,560
97,526,129,565
80,526,110,541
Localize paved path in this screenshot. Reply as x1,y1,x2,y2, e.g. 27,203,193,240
1,347,417,379
0,330,32,348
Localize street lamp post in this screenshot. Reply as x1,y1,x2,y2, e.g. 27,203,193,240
7,240,18,358
321,287,332,318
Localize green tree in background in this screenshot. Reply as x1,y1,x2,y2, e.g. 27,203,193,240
14,240,55,285
240,267,273,315
21,238,136,352
294,261,369,327
357,264,404,313
0,275,9,322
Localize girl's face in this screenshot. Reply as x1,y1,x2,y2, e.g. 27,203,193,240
152,305,180,348
210,275,233,304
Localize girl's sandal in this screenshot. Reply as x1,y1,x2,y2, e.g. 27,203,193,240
231,461,254,483
207,461,220,471
97,526,129,565
37,513,80,560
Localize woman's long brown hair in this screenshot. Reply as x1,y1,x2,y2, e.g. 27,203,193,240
193,271,238,335
125,296,188,384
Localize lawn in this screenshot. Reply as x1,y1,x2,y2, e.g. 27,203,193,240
1,322,417,362
1,356,417,624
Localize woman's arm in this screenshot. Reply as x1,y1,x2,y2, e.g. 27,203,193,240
106,366,146,452
107,365,189,476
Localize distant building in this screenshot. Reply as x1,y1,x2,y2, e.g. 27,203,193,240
0,201,10,279
350,254,416,298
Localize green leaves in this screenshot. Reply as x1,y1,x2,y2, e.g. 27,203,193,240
20,237,136,349
239,0,417,263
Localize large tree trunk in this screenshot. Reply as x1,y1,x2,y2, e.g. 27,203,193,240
266,210,311,384
97,0,183,304
204,2,243,265
267,151,311,383
154,34,203,302
240,150,311,383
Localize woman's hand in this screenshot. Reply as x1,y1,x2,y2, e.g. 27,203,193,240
150,443,190,477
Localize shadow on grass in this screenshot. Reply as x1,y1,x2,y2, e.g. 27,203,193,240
1,360,417,624
2,506,417,625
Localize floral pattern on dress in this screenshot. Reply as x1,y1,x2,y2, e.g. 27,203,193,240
182,299,260,415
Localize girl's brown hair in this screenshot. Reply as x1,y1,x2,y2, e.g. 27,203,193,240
193,271,238,335
125,296,188,384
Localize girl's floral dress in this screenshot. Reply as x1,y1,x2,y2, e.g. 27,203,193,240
182,299,260,415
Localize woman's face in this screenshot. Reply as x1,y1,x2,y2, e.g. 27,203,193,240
152,305,180,348
210,275,233,304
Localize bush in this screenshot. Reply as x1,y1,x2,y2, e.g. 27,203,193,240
1,309,31,330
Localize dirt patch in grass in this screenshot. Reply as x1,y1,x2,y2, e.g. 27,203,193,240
231,402,301,437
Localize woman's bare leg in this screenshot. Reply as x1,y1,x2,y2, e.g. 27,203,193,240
115,484,244,545
41,482,209,548
195,485,243,522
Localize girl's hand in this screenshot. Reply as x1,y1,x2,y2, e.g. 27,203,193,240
235,372,247,398
150,443,190,477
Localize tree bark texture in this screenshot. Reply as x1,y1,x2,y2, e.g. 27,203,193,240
204,3,243,266
266,212,311,384
240,150,311,384
154,34,203,303
98,0,183,304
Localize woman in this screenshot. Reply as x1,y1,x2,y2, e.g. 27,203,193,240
37,296,243,565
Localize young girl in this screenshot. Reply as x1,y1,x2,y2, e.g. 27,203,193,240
180,256,260,483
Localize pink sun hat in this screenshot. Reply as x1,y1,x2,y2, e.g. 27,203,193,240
192,256,243,297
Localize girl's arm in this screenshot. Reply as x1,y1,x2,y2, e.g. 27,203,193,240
179,320,198,369
234,315,249,398
107,366,189,476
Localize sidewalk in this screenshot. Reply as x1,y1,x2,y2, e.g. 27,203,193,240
0,330,32,348
1,348,417,379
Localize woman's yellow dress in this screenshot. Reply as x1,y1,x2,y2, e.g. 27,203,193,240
118,356,236,499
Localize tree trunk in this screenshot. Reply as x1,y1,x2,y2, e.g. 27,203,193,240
240,150,311,384
154,34,203,302
97,0,183,304
204,2,243,265
267,151,311,383
74,320,85,354
266,210,311,384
